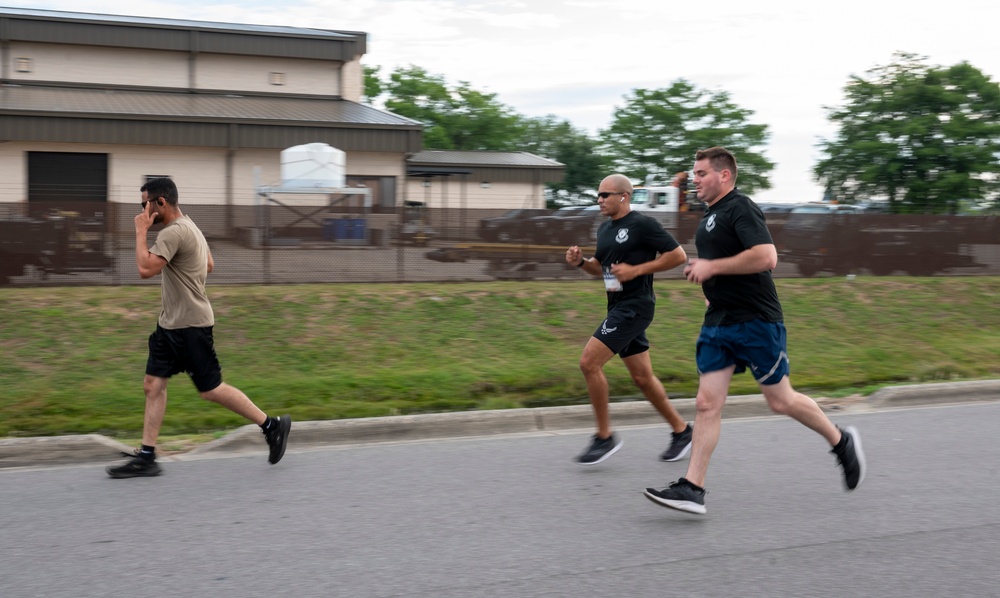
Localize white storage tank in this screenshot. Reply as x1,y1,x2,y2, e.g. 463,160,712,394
280,143,346,188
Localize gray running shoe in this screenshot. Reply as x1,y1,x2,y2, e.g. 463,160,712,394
644,478,707,514
575,433,622,465
659,424,693,462
832,425,866,490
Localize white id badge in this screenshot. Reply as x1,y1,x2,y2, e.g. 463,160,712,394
603,268,622,292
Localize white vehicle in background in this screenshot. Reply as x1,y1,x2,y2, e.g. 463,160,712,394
630,185,681,231
631,185,680,212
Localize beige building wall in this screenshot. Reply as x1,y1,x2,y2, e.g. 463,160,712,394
404,180,545,210
8,42,188,87
112,146,229,204
7,42,344,96
348,152,406,178
0,143,549,211
341,58,363,102
0,145,24,203
0,143,408,207
195,54,340,95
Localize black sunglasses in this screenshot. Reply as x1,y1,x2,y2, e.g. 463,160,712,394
141,199,163,209
597,192,624,199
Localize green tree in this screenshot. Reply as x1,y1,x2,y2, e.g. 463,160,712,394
519,115,607,195
378,65,524,150
601,79,774,193
362,65,382,104
815,53,1000,214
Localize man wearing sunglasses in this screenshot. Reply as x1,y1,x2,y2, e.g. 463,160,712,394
565,173,691,465
106,177,291,478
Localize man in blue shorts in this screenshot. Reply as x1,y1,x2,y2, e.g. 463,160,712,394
566,173,691,465
643,147,866,514
106,178,291,478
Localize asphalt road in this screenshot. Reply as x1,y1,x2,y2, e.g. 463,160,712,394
2,401,999,598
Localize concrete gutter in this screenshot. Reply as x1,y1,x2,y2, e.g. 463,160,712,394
3,380,999,469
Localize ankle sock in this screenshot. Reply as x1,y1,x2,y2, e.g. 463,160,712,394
833,429,849,452
261,416,276,432
139,445,156,460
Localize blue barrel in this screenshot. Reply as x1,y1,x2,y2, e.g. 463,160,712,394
325,218,366,241
349,218,367,240
322,218,338,241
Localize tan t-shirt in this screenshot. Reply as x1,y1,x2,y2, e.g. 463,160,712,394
149,215,215,329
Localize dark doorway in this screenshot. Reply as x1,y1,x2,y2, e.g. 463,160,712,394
27,152,109,218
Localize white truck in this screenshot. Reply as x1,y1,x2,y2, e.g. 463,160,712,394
630,185,681,231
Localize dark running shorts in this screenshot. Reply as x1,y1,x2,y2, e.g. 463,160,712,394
146,325,223,392
593,304,653,358
696,320,789,385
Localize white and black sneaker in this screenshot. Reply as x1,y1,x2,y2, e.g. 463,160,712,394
660,424,693,462
832,425,866,491
575,433,622,465
644,477,707,514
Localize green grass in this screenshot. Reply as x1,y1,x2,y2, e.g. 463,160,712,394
2,277,999,441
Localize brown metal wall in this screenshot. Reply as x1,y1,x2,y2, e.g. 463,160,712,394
1,19,189,51
0,115,422,151
0,15,364,60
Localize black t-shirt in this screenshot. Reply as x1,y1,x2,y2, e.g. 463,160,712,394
594,211,680,313
694,189,784,325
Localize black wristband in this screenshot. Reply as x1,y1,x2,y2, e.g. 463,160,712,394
576,257,586,268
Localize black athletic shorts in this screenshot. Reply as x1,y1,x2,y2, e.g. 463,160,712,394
146,324,223,392
592,304,652,358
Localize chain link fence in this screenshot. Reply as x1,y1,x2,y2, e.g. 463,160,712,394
2,200,998,287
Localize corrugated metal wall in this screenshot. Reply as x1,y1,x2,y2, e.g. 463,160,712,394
0,15,364,60
0,116,422,152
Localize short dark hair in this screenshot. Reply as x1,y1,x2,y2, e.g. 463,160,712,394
140,178,179,205
695,147,738,181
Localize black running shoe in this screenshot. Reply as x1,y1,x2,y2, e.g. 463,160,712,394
832,425,866,491
644,477,707,514
660,424,693,462
106,451,162,479
264,415,292,465
575,433,622,465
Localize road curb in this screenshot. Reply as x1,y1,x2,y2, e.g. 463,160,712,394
868,379,1000,406
187,396,789,457
0,434,134,469
4,381,1000,469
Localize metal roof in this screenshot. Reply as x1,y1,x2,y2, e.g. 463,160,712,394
407,151,564,184
0,85,422,128
408,150,563,168
0,7,359,40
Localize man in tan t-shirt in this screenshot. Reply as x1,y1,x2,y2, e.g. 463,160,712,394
107,178,291,478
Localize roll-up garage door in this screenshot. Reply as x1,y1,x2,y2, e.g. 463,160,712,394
27,152,108,218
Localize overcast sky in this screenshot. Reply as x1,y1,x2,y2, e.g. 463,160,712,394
26,0,1000,203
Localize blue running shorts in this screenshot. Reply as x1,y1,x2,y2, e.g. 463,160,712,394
696,320,789,385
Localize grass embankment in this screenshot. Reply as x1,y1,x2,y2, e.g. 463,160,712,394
1,277,998,444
